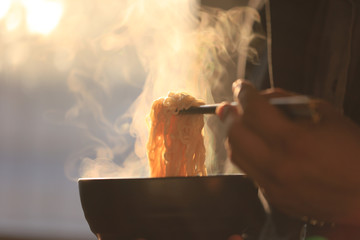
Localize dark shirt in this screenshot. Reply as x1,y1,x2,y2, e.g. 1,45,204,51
267,0,360,124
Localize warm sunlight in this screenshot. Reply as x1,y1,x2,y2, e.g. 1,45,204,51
22,0,64,35
0,0,12,20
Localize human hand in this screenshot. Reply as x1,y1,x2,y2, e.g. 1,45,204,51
227,234,244,240
217,79,360,226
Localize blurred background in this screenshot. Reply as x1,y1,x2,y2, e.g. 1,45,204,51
0,0,145,239
0,0,258,239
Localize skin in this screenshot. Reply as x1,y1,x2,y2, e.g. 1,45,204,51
217,79,360,226
228,235,244,240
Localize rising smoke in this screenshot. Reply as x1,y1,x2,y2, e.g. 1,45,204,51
63,0,265,178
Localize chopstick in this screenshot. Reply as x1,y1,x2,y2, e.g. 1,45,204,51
179,96,316,119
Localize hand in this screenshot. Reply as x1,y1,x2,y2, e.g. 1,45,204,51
217,79,360,226
228,234,243,240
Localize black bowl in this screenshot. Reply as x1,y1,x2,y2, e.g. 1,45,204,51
78,175,266,240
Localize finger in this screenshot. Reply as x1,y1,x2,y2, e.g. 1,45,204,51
262,183,317,218
226,117,283,192
232,80,295,141
311,99,342,123
216,102,239,122
229,143,271,186
228,117,271,170
228,234,243,240
260,88,297,99
228,134,318,219
228,126,318,219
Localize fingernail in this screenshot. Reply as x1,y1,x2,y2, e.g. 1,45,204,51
232,79,250,103
228,234,244,240
217,104,238,122
232,79,243,92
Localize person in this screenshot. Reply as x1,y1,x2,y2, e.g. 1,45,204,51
216,79,360,239
217,0,360,234
220,79,360,225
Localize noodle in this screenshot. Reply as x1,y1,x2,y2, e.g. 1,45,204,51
147,92,207,177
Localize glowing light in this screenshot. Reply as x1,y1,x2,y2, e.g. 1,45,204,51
5,7,22,31
22,0,63,35
0,0,12,20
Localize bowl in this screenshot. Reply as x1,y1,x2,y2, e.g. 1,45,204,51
79,175,266,240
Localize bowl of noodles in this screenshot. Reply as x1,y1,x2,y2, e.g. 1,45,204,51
79,175,266,240
79,93,266,240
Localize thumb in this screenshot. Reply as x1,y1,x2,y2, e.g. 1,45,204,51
232,79,258,113
232,79,293,137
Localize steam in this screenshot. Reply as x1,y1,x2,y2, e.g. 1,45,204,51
64,0,265,178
